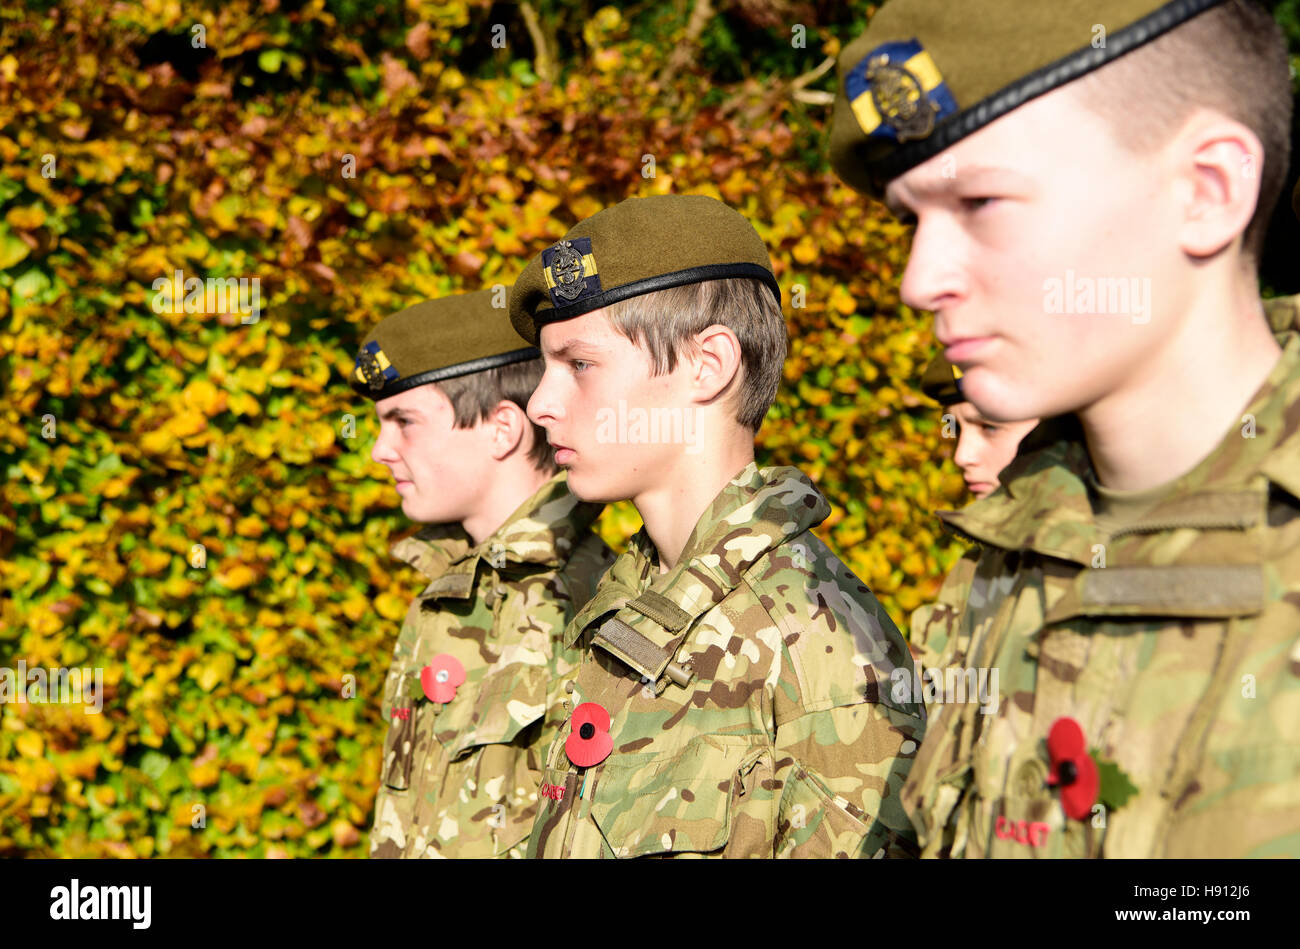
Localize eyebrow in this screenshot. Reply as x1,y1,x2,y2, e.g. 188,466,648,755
378,406,422,422
897,164,1030,205
542,339,606,360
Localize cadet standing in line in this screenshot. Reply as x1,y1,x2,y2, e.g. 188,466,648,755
508,194,924,859
352,290,615,858
909,355,1038,674
830,0,1300,856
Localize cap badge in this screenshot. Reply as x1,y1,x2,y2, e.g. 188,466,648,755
846,39,958,144
542,236,601,308
354,340,398,393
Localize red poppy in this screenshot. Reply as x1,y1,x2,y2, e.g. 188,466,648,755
1046,716,1099,821
565,702,612,768
420,654,466,704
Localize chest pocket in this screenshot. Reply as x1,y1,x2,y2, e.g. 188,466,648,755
440,662,550,759
439,662,551,857
589,734,768,858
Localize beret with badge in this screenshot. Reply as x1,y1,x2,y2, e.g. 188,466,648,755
828,0,1233,199
349,289,538,400
919,353,965,406
508,194,781,345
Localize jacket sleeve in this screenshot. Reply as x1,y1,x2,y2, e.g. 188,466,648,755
773,700,925,858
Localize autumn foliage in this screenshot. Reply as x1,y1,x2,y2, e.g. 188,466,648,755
2,0,1022,857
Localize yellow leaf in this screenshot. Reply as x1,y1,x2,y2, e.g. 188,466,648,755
16,730,43,758
217,563,258,590
197,652,235,692
373,592,408,621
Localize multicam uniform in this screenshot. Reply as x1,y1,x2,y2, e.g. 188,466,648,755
904,297,1300,857
527,463,925,858
369,474,614,858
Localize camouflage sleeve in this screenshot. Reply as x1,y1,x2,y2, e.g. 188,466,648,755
761,559,926,858
773,701,924,858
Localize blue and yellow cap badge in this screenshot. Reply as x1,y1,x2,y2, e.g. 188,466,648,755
845,39,958,143
354,340,400,393
542,237,601,309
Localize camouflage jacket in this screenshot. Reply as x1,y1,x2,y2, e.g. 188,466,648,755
368,473,614,858
905,297,1300,857
526,462,925,858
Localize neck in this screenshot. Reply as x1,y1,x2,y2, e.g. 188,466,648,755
636,426,755,574
1079,279,1280,492
461,462,552,546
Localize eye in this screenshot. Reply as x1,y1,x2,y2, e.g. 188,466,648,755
960,196,997,213
572,359,592,373
980,422,1000,434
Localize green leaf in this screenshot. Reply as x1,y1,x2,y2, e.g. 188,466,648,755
12,268,50,303
1093,749,1139,811
140,751,171,781
258,49,283,73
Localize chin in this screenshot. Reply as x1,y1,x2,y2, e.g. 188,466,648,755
962,378,1046,425
566,467,629,505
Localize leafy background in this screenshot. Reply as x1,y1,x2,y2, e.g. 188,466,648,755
2,0,1298,857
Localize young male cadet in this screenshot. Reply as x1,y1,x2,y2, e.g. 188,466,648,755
507,194,925,858
352,289,615,858
829,0,1300,856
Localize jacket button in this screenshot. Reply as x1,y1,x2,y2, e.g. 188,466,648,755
564,681,574,694
1015,758,1049,798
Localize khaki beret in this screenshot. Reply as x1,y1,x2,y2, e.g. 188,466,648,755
829,0,1231,198
508,194,781,345
919,353,965,405
350,289,538,400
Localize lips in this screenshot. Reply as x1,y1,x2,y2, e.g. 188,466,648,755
936,325,997,364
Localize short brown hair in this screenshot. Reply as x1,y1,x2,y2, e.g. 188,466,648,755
435,358,556,474
602,277,787,431
1070,0,1293,264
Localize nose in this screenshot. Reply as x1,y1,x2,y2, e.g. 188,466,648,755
899,213,966,314
952,426,981,474
371,423,398,466
527,369,562,429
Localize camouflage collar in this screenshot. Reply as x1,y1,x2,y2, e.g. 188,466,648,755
564,463,831,683
1264,294,1300,338
390,472,604,598
938,331,1300,563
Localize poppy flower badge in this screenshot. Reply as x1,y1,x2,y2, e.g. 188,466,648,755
565,702,612,768
1045,716,1139,821
1046,717,1100,820
419,654,466,704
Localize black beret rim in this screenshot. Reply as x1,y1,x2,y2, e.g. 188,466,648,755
351,345,540,401
529,262,782,333
851,0,1230,194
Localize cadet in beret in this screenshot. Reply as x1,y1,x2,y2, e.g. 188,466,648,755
509,194,925,858
831,0,1300,857
351,289,615,858
920,354,1040,501
909,355,1040,678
